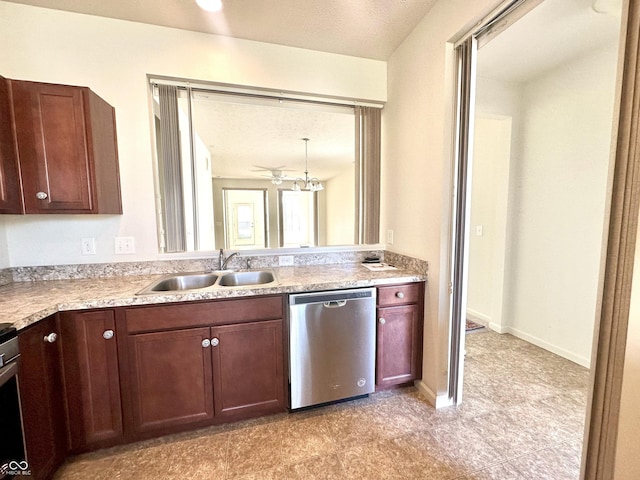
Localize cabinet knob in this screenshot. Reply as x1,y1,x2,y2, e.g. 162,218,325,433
201,339,211,348
379,317,386,325
103,330,114,340
43,333,58,343
395,291,405,299
211,338,220,347
35,191,48,200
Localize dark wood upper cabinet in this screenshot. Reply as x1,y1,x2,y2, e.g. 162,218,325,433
8,79,121,214
0,75,23,213
18,315,67,480
59,309,123,452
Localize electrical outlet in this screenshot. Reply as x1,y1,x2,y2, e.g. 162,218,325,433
386,229,394,245
114,236,135,254
81,237,96,255
475,225,484,236
278,255,294,266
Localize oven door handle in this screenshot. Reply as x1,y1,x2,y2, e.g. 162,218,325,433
0,361,18,389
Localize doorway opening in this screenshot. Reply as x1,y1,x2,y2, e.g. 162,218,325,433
222,188,268,249
449,0,623,474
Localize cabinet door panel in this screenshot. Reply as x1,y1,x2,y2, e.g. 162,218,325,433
18,316,66,480
0,76,22,213
60,310,122,450
211,320,284,419
128,328,214,433
376,304,422,387
11,81,93,213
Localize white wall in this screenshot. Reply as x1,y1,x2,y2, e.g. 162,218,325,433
0,1,385,266
325,165,355,245
384,0,499,403
0,222,8,268
502,45,618,367
467,114,512,329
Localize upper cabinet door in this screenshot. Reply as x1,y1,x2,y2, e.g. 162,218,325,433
0,75,23,213
10,79,122,214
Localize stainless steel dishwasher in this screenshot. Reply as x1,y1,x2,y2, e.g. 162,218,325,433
288,288,376,410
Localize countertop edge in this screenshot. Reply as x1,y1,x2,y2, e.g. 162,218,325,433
9,268,427,331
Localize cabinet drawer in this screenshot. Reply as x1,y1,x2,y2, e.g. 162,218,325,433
125,295,284,333
377,283,422,306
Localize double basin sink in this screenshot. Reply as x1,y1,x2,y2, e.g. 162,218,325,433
136,270,277,295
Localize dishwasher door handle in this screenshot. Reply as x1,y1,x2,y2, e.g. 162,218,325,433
323,300,347,308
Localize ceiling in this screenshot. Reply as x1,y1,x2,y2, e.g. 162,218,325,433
477,0,622,83
7,0,624,182
3,0,438,61
188,93,355,181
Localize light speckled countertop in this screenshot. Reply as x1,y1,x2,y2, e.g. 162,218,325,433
1,264,427,330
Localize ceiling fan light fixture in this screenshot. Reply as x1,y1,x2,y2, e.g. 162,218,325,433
196,0,223,12
271,176,283,185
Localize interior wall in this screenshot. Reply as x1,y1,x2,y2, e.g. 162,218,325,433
468,76,522,331
504,44,619,367
467,114,512,329
325,165,355,245
384,0,499,404
0,222,9,268
0,1,385,266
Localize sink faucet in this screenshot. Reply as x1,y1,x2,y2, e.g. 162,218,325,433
219,249,239,270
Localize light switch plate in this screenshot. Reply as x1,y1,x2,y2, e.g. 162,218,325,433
81,237,96,255
115,236,135,254
278,255,294,266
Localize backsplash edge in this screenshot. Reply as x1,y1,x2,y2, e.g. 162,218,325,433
1,250,427,283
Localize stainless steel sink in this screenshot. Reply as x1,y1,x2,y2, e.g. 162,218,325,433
147,273,219,292
217,270,276,287
136,270,277,294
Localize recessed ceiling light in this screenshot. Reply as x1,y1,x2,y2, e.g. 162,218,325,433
196,0,223,12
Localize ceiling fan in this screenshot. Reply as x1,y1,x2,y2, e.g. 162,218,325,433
251,165,294,185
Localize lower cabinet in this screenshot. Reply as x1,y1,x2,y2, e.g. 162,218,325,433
376,283,424,388
127,327,215,433
18,315,67,480
59,310,123,452
123,295,286,437
211,319,284,419
15,283,423,473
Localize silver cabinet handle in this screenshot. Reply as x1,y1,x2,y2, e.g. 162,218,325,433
395,291,405,299
211,338,219,347
103,330,114,340
43,333,58,343
36,191,48,200
379,318,386,325
202,339,211,348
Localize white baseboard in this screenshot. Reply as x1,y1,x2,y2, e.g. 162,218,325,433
489,322,508,334
467,310,508,333
415,380,453,409
466,309,490,325
466,309,590,366
503,326,591,368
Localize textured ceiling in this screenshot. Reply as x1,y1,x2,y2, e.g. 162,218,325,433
3,0,439,60
477,0,622,83
189,94,355,181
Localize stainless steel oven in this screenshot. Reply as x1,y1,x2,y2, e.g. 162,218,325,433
0,325,27,479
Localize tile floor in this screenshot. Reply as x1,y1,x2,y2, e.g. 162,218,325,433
54,330,589,479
